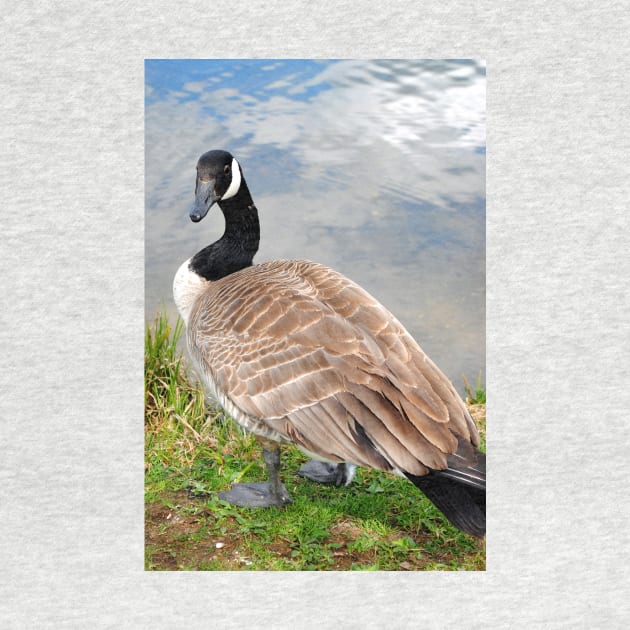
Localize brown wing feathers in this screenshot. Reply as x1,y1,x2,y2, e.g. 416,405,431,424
189,259,476,478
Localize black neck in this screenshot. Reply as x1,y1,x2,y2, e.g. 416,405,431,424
190,181,260,281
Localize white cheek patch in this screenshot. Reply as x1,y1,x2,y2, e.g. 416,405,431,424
221,157,241,200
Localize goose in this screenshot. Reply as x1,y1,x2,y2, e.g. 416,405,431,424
173,149,486,538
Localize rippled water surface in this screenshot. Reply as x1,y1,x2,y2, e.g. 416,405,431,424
145,59,485,390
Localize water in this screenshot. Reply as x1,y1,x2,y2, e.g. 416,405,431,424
145,59,485,392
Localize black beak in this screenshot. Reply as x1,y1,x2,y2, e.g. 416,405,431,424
190,179,220,223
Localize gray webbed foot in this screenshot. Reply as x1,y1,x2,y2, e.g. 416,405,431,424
218,482,292,507
218,445,292,507
298,461,354,487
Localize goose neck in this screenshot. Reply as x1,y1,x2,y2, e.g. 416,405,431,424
191,198,260,281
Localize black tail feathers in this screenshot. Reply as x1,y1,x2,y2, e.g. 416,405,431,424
406,470,486,538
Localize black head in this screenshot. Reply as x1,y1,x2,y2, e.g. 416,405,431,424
190,150,243,222
187,150,259,281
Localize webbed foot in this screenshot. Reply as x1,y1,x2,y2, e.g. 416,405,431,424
218,482,292,507
297,461,356,487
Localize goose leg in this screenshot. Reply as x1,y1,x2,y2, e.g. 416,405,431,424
298,461,356,487
218,441,292,507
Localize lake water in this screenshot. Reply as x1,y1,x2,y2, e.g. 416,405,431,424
145,59,485,392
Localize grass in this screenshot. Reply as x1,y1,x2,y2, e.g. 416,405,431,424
463,371,486,405
145,310,486,571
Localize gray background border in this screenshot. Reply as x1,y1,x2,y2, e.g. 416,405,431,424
2,1,629,628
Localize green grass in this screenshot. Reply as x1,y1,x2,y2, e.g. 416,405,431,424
145,310,486,571
463,371,486,405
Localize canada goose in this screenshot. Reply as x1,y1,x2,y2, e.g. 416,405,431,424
173,149,486,538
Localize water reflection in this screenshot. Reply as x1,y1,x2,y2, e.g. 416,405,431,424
145,59,485,391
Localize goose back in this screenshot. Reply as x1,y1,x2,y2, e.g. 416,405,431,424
186,258,480,478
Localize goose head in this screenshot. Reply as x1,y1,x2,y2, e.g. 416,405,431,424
190,149,243,223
